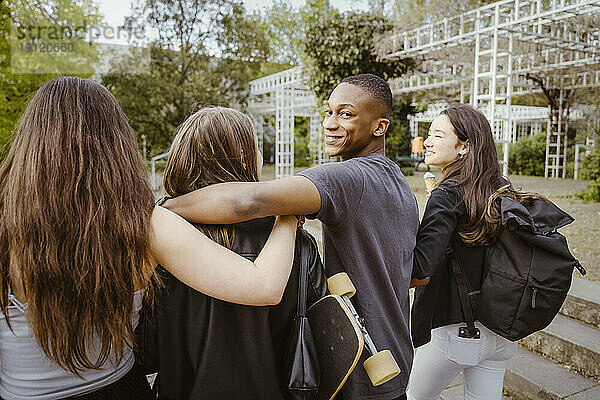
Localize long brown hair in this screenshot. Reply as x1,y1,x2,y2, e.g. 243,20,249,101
163,106,260,247
439,103,544,245
0,77,156,374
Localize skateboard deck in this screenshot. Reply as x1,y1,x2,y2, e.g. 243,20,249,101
307,294,364,400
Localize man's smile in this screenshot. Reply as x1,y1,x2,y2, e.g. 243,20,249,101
325,134,344,144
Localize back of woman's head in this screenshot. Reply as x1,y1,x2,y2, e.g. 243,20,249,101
163,106,260,248
0,76,155,374
163,106,259,196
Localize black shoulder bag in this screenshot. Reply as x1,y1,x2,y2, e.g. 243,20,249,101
284,229,320,400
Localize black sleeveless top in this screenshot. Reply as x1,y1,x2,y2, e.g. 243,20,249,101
136,217,326,400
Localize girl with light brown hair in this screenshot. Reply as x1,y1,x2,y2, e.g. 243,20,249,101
0,77,297,399
142,106,326,399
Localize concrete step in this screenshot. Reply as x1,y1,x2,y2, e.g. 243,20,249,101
504,347,600,400
438,374,511,400
561,277,600,327
520,314,600,379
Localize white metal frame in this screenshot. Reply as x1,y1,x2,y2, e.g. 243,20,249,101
248,0,600,179
379,0,600,177
248,67,325,179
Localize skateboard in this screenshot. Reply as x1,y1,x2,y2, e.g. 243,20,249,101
326,272,401,386
307,294,364,400
307,273,401,400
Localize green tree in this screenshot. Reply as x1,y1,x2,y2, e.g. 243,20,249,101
1,0,102,161
261,1,301,66
386,96,415,159
261,0,339,67
102,0,275,157
574,144,600,201
303,10,413,103
581,142,600,181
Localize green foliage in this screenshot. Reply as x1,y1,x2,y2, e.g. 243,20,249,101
400,167,414,176
262,1,303,65
573,111,600,202
386,96,415,159
508,131,547,176
580,144,600,181
294,117,310,168
575,179,600,202
575,154,600,202
8,0,101,75
573,144,600,202
1,0,101,162
103,0,274,157
303,9,413,103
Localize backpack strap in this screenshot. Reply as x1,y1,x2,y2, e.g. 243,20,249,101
447,247,480,339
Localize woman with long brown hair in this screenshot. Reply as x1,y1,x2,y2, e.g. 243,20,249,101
407,103,541,400
141,106,326,399
0,77,297,399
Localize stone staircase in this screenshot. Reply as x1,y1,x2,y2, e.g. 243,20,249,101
438,277,600,400
504,277,600,400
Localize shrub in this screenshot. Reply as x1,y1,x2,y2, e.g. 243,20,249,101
580,145,600,181
508,131,546,176
575,145,600,202
575,180,600,202
400,167,414,176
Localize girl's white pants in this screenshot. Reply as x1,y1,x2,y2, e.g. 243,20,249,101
407,322,517,400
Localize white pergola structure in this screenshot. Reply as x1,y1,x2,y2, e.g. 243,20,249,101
378,0,600,178
248,67,326,179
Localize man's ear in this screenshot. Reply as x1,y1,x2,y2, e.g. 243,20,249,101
373,118,390,137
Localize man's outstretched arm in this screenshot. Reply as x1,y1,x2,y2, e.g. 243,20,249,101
162,176,322,224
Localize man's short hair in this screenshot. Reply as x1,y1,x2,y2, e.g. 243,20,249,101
341,74,392,119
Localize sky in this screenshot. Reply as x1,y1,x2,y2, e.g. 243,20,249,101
95,0,371,45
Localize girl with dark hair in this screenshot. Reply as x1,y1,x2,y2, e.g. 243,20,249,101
142,106,326,399
407,103,542,400
0,78,297,399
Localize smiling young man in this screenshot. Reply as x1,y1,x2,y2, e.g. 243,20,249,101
163,74,419,400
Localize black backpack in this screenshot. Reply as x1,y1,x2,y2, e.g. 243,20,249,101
450,196,587,342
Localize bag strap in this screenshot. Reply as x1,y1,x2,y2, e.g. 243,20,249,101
296,229,310,317
447,247,480,338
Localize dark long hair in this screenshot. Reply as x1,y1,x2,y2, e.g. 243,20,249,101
163,106,260,248
0,77,156,374
439,103,544,245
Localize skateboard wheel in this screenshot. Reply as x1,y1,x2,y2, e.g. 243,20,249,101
363,350,401,386
327,273,356,298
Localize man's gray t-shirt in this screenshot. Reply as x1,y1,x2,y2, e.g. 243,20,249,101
298,153,419,400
